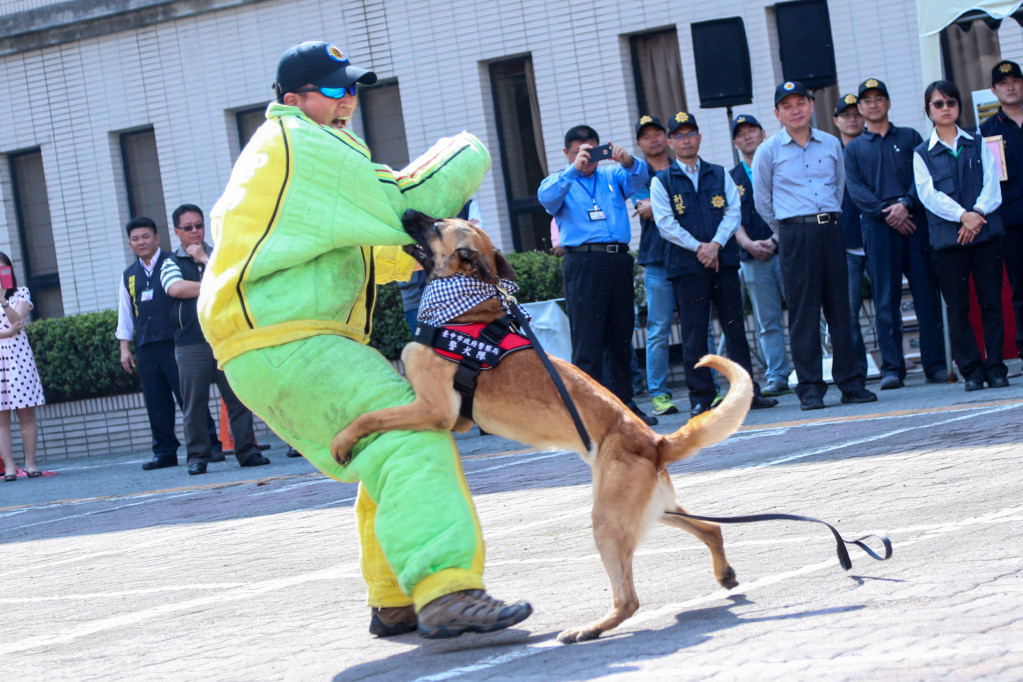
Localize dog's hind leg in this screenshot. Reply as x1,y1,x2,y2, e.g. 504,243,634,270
657,473,738,589
558,451,658,644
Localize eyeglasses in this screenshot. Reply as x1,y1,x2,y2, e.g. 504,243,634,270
670,131,700,140
294,84,357,98
929,98,958,110
859,96,886,105
176,222,204,232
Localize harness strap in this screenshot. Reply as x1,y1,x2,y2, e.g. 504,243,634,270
506,302,593,453
452,359,482,421
663,510,893,571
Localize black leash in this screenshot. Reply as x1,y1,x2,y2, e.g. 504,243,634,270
500,291,593,453
664,509,893,571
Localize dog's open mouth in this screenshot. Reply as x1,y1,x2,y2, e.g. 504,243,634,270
403,243,429,265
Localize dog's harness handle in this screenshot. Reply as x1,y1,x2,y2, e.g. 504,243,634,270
664,509,893,571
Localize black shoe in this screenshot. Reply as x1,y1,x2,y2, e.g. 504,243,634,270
187,461,208,476
689,403,711,418
987,375,1009,388
879,375,904,390
210,452,226,463
369,606,418,637
750,395,779,410
240,453,271,468
926,369,949,383
800,396,825,411
628,401,658,426
964,378,985,392
142,457,177,471
286,447,302,458
841,389,878,404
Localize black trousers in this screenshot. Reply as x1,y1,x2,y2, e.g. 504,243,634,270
932,238,1007,381
778,223,866,401
136,340,182,459
671,267,759,407
1003,224,1023,359
563,250,635,404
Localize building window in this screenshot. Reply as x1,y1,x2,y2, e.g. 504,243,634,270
489,56,549,252
359,80,409,169
630,27,687,121
120,128,170,250
235,105,268,155
9,150,62,319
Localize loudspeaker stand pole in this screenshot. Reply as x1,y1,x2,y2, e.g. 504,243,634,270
727,106,739,167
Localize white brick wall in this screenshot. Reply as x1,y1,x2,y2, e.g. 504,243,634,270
1,0,1022,315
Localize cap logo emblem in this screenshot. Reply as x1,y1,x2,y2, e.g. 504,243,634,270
736,116,746,123
327,45,348,63
639,115,653,124
865,78,879,88
844,94,857,104
711,195,726,209
1000,63,1013,73
675,112,689,123
783,82,795,91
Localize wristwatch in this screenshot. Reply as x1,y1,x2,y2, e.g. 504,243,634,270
897,197,912,209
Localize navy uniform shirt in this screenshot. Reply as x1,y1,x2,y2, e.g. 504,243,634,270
845,124,924,222
980,108,1023,226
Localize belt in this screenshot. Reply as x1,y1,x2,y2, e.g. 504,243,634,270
780,212,840,225
564,242,629,253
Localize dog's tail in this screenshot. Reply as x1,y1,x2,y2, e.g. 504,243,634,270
656,355,753,468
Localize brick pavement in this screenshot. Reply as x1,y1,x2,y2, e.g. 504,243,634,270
1,382,1022,680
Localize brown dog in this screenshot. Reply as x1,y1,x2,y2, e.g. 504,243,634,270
331,211,752,643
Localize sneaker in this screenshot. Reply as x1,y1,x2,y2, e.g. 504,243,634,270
650,394,679,416
417,589,532,639
879,375,903,390
710,394,724,408
628,401,659,426
761,379,792,397
369,605,417,637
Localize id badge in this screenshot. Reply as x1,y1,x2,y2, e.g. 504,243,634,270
588,208,606,221
141,289,154,302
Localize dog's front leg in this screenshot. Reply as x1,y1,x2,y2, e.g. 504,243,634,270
330,395,461,466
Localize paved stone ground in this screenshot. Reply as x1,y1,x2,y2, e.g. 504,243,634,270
2,366,1022,680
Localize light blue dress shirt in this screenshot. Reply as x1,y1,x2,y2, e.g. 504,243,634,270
751,127,845,230
537,159,649,246
649,159,741,252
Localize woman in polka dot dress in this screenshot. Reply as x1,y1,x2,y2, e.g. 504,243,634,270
0,252,45,481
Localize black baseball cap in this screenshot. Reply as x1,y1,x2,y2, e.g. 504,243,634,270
774,80,811,105
858,78,889,99
666,111,698,135
992,60,1023,85
731,114,762,138
834,93,859,116
635,115,665,139
273,41,377,99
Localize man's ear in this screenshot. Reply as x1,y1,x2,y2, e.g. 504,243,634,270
494,250,517,281
455,247,497,284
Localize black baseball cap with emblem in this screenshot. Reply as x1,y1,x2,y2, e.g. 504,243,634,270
992,60,1023,85
731,114,762,138
273,41,378,100
774,80,811,105
834,93,859,116
858,78,889,99
635,115,665,139
666,111,698,135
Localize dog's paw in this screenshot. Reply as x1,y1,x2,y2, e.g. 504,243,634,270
557,626,602,644
330,432,357,467
718,566,739,589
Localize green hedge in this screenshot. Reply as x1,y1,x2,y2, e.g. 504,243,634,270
25,309,141,404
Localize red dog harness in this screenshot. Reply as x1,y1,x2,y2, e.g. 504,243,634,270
413,314,532,420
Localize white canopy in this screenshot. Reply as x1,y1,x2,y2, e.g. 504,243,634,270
918,0,1023,83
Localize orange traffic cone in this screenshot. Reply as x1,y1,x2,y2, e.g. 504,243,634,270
219,398,235,452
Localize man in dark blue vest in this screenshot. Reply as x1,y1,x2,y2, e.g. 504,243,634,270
161,204,268,476
650,111,777,417
115,217,182,470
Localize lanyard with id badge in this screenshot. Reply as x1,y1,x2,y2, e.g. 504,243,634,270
578,175,607,221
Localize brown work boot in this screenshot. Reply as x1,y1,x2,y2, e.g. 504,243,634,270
368,605,417,637
417,589,532,639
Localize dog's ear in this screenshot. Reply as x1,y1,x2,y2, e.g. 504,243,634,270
455,246,498,284
494,250,517,281
402,210,439,237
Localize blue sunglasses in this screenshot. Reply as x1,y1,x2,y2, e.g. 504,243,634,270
295,84,357,98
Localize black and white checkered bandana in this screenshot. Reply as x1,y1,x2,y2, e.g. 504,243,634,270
417,274,524,326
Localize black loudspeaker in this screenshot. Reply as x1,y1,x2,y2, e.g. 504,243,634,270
775,0,837,89
691,18,753,109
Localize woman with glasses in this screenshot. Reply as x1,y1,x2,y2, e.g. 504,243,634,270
913,80,1009,390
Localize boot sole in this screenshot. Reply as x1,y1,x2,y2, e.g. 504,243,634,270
417,602,533,639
